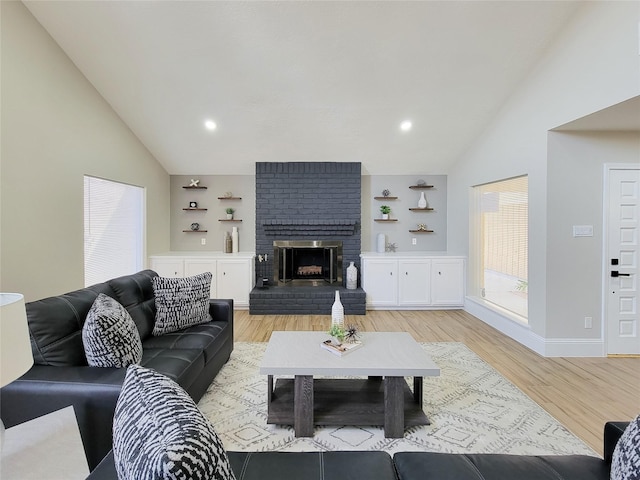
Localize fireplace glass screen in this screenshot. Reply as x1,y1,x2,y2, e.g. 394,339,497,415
273,240,342,286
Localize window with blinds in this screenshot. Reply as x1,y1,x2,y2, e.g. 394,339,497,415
84,176,144,287
477,175,528,319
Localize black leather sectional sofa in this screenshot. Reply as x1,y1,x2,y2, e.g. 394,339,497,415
0,270,234,471
86,422,627,480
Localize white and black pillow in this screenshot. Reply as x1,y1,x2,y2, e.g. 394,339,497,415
82,293,143,368
611,414,640,480
113,364,236,480
152,272,212,336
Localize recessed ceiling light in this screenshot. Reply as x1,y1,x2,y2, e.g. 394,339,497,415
204,120,217,131
400,120,412,132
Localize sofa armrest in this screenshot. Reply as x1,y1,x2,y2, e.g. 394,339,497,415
209,298,233,322
209,298,233,340
0,365,125,471
604,421,629,465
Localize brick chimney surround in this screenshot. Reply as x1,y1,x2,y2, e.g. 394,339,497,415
250,162,366,314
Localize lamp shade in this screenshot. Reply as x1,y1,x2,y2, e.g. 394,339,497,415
0,293,33,388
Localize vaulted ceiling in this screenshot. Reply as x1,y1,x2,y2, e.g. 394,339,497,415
24,1,583,175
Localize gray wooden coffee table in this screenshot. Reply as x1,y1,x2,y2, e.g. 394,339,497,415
259,331,440,438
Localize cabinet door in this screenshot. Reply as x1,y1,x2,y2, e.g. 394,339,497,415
398,259,431,306
216,259,251,306
362,259,398,306
431,259,464,306
149,258,184,278
184,259,217,298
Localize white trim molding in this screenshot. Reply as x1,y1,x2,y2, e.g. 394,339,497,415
465,297,605,357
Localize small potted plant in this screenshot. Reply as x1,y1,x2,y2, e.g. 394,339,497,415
380,205,391,220
328,324,345,345
226,208,234,220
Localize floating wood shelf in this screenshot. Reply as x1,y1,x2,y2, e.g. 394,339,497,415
374,196,398,200
182,208,208,211
409,230,434,233
374,219,398,222
182,230,208,232
218,219,242,222
182,186,207,189
217,197,242,200
409,208,434,211
409,185,433,189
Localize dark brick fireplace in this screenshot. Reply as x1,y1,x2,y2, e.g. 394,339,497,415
250,162,365,314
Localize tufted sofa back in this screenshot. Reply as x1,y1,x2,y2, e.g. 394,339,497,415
26,270,158,366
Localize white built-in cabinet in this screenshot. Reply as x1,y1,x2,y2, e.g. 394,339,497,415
361,253,465,309
149,252,255,308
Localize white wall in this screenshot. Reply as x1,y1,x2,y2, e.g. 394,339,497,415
0,2,170,301
447,1,640,355
546,131,640,340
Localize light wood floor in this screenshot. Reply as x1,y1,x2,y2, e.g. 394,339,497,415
234,309,640,456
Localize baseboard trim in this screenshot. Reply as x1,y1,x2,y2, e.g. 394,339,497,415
464,297,605,357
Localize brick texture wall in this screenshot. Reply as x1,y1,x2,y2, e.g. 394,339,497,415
251,162,365,314
255,162,362,282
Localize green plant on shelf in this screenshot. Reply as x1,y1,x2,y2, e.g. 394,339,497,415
380,205,391,214
226,208,235,214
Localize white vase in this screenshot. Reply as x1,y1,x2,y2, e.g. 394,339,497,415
346,261,357,289
331,290,344,328
418,191,427,209
231,226,239,253
382,213,389,220
377,233,386,253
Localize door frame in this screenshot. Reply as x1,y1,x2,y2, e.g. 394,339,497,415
602,163,640,355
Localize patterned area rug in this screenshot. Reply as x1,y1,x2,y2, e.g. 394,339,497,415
198,342,597,456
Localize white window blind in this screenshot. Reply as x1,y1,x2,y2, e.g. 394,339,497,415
84,176,144,286
477,175,528,319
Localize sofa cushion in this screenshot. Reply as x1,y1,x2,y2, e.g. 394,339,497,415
393,452,608,480
82,294,143,368
113,364,235,480
611,414,640,480
227,451,396,480
25,283,116,366
140,347,205,391
152,272,212,336
107,269,158,341
143,320,230,365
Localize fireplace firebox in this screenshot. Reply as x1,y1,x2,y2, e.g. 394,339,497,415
273,240,343,286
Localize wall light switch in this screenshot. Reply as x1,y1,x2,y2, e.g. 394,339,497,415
201,238,206,245
573,225,593,237
412,238,417,245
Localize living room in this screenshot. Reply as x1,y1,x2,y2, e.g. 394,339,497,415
1,1,639,478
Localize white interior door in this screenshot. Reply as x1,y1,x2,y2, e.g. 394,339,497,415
606,167,640,355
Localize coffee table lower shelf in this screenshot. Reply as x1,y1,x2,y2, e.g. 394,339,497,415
267,377,430,437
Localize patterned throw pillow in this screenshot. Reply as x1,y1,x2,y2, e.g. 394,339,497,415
113,364,236,480
152,272,212,336
82,293,143,368
611,414,640,480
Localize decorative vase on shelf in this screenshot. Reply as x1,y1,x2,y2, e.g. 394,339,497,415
331,290,344,329
346,261,357,289
377,233,386,253
382,213,389,220
231,226,239,253
418,192,427,209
